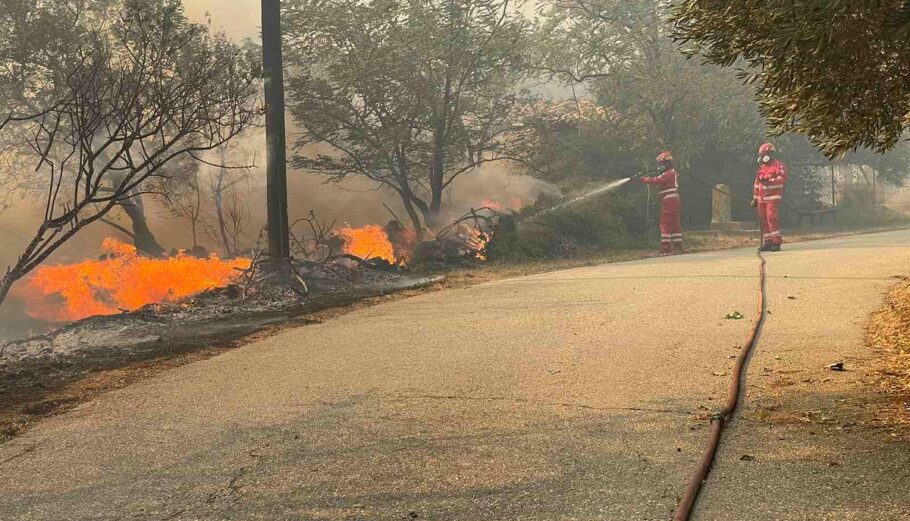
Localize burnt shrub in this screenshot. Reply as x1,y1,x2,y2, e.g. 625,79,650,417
486,190,652,261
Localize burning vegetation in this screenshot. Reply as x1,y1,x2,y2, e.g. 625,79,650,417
337,225,398,264
7,206,505,330
15,238,251,323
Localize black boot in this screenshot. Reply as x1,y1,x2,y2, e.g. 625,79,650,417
769,244,781,252
759,243,772,252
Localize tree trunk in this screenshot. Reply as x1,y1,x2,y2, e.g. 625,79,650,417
429,125,445,227
428,76,451,229
429,161,444,228
213,170,232,256
190,219,198,249
0,269,18,310
428,137,446,227
120,190,166,257
393,152,427,239
400,191,426,240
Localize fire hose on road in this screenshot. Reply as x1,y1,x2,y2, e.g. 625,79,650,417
672,248,769,520
671,170,770,519
524,168,774,519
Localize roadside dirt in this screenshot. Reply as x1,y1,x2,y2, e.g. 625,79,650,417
865,278,910,437
1,225,905,443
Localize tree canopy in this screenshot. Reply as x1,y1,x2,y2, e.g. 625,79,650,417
283,0,532,234
528,0,910,225
671,0,910,157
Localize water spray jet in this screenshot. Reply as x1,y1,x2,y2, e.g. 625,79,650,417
522,177,636,223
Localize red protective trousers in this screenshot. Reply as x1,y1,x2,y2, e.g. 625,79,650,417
660,195,683,254
758,201,782,246
754,159,788,247
642,168,683,254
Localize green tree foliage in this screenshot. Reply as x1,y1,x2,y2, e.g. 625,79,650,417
531,0,910,227
531,0,768,223
282,0,532,235
670,1,910,157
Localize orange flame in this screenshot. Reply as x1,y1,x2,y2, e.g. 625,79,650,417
480,199,503,211
337,225,396,263
467,229,490,261
15,238,251,323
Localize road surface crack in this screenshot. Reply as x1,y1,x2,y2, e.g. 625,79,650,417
0,443,37,467
396,394,692,416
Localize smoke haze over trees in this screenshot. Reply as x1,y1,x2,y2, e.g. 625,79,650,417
282,0,535,237
526,0,910,224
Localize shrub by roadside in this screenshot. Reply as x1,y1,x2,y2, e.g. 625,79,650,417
833,203,910,229
486,191,652,261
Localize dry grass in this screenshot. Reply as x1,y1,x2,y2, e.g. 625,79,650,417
865,279,910,432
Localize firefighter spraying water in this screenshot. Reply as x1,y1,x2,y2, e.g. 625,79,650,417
752,143,789,252
525,146,788,257
636,151,683,254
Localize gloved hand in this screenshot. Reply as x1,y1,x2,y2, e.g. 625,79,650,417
750,199,757,208
759,177,771,186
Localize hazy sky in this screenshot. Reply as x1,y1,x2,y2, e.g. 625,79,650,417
183,0,261,41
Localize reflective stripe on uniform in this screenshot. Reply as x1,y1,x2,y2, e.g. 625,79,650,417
662,193,680,200
761,195,782,201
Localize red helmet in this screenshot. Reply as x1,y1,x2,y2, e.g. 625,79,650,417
759,143,776,155
656,151,674,163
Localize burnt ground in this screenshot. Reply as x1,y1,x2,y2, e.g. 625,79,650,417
0,225,906,444
0,260,443,441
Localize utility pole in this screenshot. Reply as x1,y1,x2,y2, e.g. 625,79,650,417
262,0,290,258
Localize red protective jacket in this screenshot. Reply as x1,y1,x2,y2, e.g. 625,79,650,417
754,160,788,202
642,168,680,201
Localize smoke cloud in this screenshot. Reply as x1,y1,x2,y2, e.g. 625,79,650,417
0,0,547,291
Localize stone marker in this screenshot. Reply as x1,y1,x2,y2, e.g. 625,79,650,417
712,184,733,229
710,184,756,231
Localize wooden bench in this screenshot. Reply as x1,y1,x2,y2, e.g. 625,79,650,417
793,207,838,227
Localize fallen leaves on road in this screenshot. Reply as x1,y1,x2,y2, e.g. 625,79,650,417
828,362,846,372
725,311,745,320
865,278,910,436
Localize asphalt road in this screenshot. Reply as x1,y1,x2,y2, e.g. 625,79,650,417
1,231,909,521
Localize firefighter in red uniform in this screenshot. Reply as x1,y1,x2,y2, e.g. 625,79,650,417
640,151,682,254
752,143,788,252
